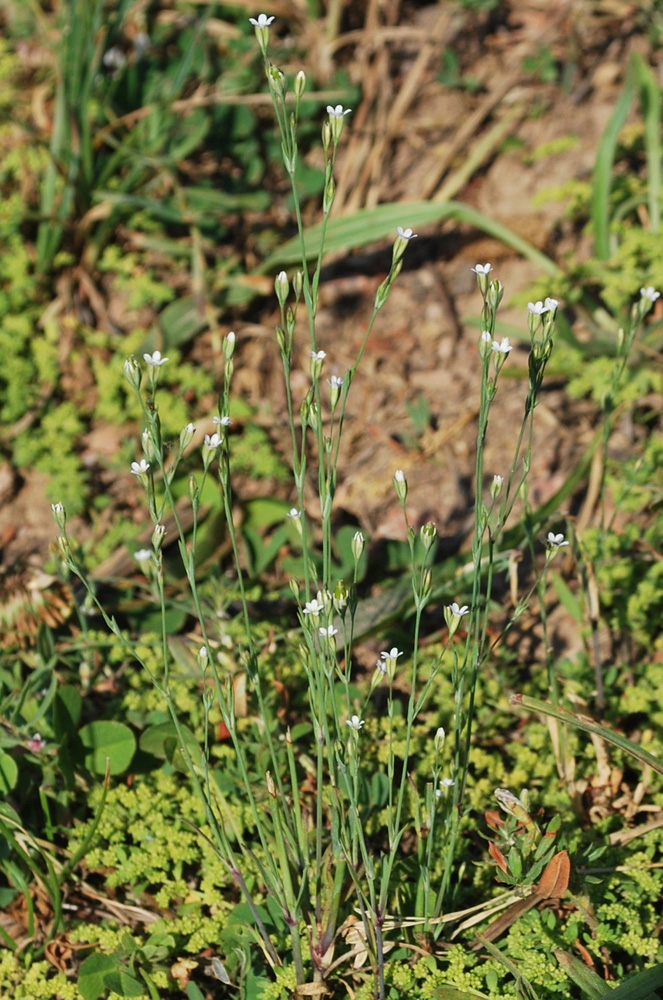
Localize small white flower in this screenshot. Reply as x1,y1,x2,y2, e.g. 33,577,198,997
131,459,150,475
471,263,492,275
448,602,469,617
640,286,660,302
493,475,504,488
440,777,455,788
303,599,324,616
380,647,403,662
480,330,492,344
546,532,569,548
329,375,344,390
143,350,169,367
527,300,548,316
311,350,326,362
394,469,405,482
396,227,417,240
327,104,352,118
212,416,232,427
346,715,364,732
204,433,222,449
376,659,387,674
544,296,559,311
51,502,64,516
319,626,338,638
249,13,275,27
491,337,512,355
287,507,302,519
133,549,152,563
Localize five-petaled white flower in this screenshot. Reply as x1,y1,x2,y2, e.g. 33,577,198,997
143,350,169,366
133,549,152,563
131,459,150,475
448,602,469,617
640,286,660,302
544,296,559,311
329,375,344,390
204,433,221,449
346,715,364,732
396,227,417,240
303,599,324,616
212,416,232,427
311,350,326,362
287,507,301,519
527,300,548,315
394,469,405,482
327,104,352,118
491,337,512,355
546,532,569,548
380,647,403,663
249,13,274,27
472,263,492,275
319,626,338,638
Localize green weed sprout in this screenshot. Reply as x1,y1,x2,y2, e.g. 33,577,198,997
50,15,571,999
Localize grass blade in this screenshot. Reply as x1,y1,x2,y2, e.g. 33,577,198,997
258,200,560,276
591,65,635,261
511,695,663,777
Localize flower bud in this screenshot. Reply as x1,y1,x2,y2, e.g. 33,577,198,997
420,522,437,552
51,502,66,531
275,271,289,307
351,530,365,564
393,469,408,504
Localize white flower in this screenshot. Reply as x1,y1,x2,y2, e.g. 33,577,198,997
346,715,364,732
640,286,660,302
480,330,492,344
396,227,418,240
440,777,455,788
319,626,338,638
448,602,469,617
133,549,152,563
376,659,387,674
204,433,222,449
493,474,503,488
544,296,559,311
380,647,403,663
212,416,232,427
394,469,405,482
143,350,169,367
303,599,324,616
131,459,150,475
546,532,569,548
51,502,64,516
491,337,512,355
329,375,344,390
327,105,352,118
527,300,548,316
249,13,274,26
311,350,326,362
471,263,492,275
287,507,302,519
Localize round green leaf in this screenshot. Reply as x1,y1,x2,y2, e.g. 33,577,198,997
76,721,136,775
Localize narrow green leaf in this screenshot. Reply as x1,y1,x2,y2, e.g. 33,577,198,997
591,67,635,260
609,963,663,1000
258,200,559,276
512,695,663,776
554,949,611,999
